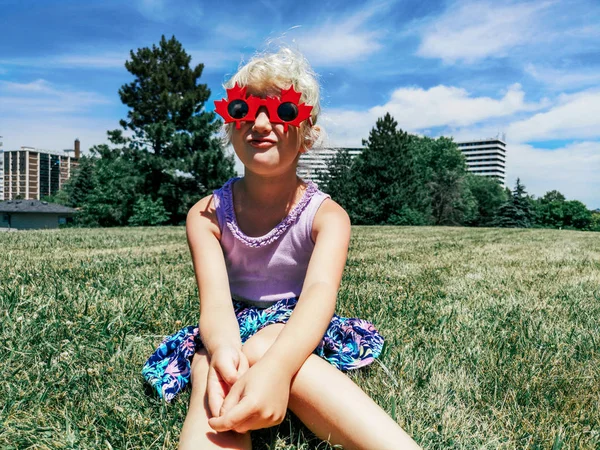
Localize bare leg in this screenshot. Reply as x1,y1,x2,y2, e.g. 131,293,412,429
179,348,252,450
243,325,421,450
288,354,420,450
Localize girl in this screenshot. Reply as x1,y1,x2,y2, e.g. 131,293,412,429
143,48,421,450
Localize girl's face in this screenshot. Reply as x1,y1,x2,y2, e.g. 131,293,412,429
230,88,306,177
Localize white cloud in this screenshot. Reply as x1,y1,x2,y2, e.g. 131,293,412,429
188,49,244,71
135,0,204,23
0,115,116,154
416,0,553,63
374,84,542,127
321,83,542,147
54,54,127,69
525,64,600,90
294,5,385,65
0,79,54,93
2,46,238,72
507,89,600,142
0,79,112,115
0,52,128,69
506,141,600,208
136,0,167,18
0,79,114,157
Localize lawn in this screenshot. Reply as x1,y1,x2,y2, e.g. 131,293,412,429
1,226,599,449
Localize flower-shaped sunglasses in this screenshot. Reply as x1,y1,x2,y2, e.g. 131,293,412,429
214,83,313,132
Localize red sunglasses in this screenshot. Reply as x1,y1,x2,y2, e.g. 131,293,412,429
214,83,313,132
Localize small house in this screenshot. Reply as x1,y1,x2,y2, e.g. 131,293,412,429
0,200,77,230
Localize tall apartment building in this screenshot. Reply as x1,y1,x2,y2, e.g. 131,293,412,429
298,147,363,184
3,139,80,200
456,138,506,186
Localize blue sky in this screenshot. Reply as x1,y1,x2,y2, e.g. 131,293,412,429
0,0,599,208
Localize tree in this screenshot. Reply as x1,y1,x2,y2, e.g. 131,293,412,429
319,148,357,212
119,35,211,158
350,113,429,224
511,178,535,227
562,200,592,229
541,190,566,203
424,137,473,225
128,196,171,226
534,190,592,230
117,35,235,224
52,146,149,227
590,211,600,232
494,202,522,228
76,145,146,227
53,156,97,208
57,36,236,226
494,178,535,228
465,174,507,226
535,191,565,228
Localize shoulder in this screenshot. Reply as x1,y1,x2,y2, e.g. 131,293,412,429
311,198,351,244
186,194,221,241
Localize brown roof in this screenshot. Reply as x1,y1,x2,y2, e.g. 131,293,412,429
0,200,78,214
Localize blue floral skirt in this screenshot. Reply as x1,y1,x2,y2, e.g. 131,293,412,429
142,297,384,402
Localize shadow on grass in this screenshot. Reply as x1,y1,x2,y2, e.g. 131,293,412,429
141,379,335,450
251,411,338,450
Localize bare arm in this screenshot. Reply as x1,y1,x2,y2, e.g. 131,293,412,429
258,198,351,377
186,195,241,355
187,195,252,416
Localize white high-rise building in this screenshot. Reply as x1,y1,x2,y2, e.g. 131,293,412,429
297,147,362,184
456,138,506,185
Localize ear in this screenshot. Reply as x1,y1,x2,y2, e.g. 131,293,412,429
302,124,320,151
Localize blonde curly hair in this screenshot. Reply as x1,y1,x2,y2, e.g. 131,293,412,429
220,47,323,149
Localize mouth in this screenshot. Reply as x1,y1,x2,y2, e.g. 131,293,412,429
249,138,276,148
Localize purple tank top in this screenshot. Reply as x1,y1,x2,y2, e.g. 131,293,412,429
213,178,330,305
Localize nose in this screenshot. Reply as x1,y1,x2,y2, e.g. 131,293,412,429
252,107,272,134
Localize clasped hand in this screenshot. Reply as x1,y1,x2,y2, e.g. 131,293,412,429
207,346,291,433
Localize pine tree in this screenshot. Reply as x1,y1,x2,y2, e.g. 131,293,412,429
52,156,97,208
352,113,425,224
128,196,171,226
494,178,535,228
512,178,535,227
109,35,234,224
119,35,212,158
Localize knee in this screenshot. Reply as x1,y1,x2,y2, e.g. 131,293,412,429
242,325,284,366
242,333,274,366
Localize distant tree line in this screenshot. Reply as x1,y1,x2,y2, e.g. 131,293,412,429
320,114,599,231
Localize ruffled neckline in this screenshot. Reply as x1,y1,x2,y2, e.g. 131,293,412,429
220,177,318,248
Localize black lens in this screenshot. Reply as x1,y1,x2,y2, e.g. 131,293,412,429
228,100,248,119
277,102,298,122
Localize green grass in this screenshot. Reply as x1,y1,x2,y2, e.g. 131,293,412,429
1,226,599,449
